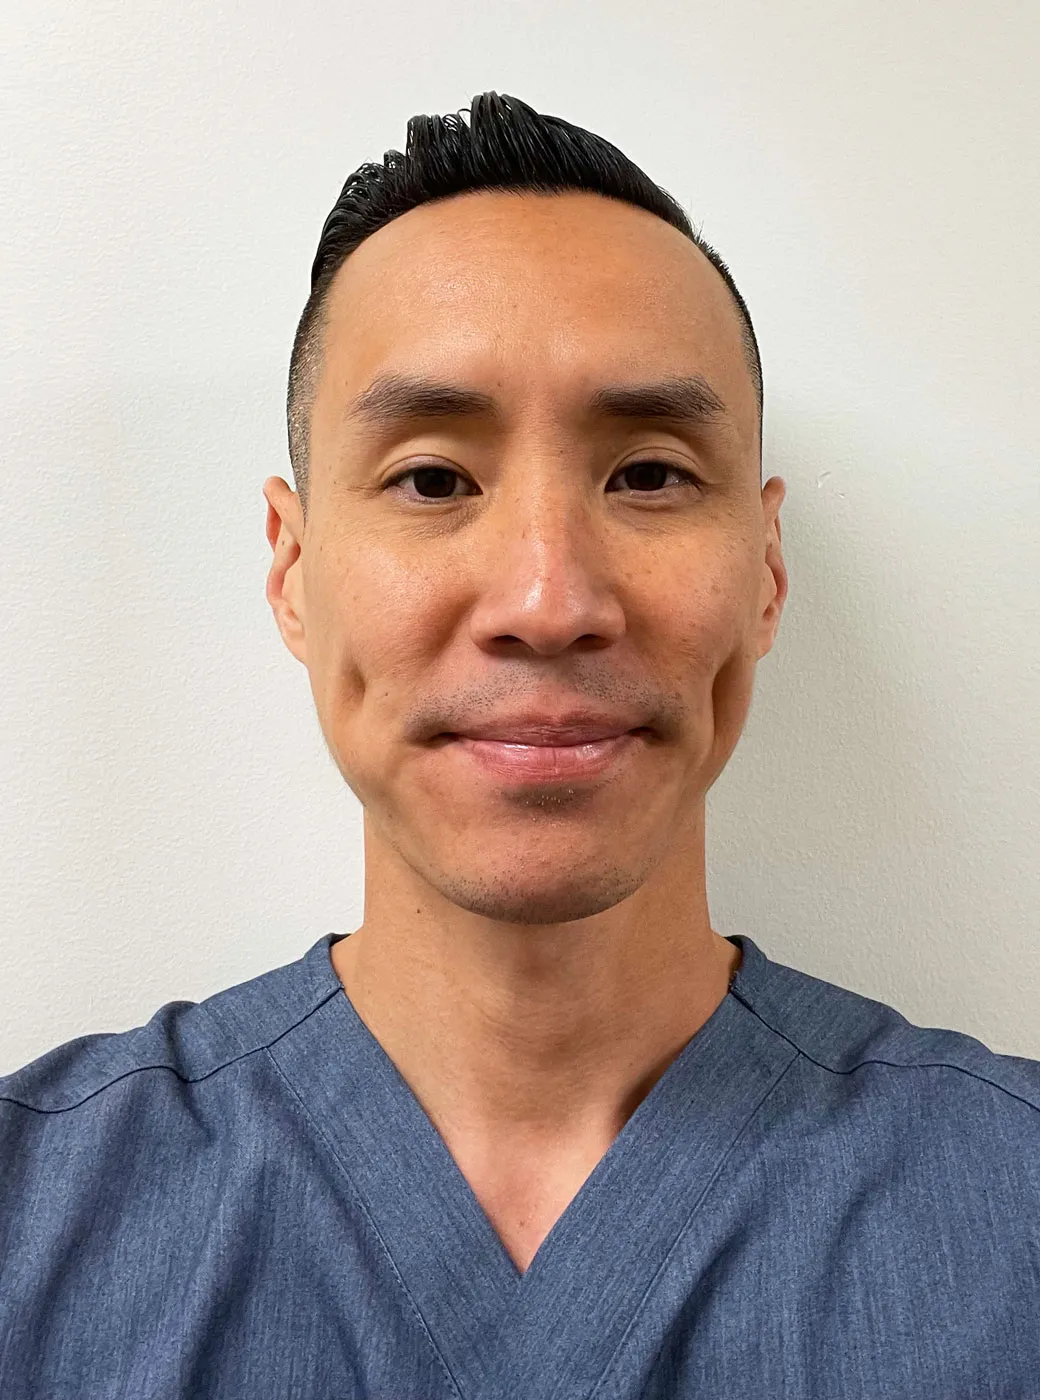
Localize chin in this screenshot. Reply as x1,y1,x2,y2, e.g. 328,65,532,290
433,862,645,927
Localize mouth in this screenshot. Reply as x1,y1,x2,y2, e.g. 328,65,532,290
441,729,650,785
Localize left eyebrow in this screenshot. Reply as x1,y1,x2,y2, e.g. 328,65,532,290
587,375,728,428
344,371,728,434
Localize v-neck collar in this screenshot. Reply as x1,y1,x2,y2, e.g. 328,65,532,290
269,932,798,1400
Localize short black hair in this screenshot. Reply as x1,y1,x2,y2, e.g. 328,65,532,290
287,91,763,513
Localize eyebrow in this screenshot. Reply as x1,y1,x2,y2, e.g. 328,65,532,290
346,372,728,433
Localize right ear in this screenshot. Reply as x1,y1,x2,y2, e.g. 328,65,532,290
262,476,308,666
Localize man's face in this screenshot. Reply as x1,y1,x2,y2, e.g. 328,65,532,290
266,190,786,925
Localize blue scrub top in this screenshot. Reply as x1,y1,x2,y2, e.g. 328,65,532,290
1,930,1038,1398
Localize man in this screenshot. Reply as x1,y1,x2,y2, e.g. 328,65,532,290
1,91,1037,1399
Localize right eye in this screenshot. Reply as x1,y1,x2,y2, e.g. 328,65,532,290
384,466,478,502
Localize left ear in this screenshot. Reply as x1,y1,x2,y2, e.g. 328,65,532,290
755,476,788,660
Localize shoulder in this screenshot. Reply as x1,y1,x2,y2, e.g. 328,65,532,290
729,933,1040,1131
726,935,1040,1317
0,933,344,1120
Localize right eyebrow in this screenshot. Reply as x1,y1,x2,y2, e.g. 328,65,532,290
347,374,503,432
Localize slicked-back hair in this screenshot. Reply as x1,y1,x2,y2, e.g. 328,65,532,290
287,91,763,514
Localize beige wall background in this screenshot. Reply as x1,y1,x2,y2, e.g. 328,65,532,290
2,0,1037,1073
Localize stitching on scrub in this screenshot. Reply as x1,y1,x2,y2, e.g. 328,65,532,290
728,983,1040,1118
0,985,345,1115
587,1045,805,1400
262,1046,467,1400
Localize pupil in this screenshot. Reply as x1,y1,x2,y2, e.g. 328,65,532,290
414,467,456,498
628,462,667,491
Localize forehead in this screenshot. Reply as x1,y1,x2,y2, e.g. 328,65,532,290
318,189,757,439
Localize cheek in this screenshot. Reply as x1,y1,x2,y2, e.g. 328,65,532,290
309,546,450,724
654,545,757,679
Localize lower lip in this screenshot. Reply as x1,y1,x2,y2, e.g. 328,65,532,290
448,732,643,784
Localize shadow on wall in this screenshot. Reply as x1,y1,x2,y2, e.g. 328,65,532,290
708,397,1039,1054
1,364,364,1074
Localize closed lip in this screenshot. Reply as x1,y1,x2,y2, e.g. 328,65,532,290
446,714,650,745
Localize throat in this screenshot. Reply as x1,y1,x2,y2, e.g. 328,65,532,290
442,1131,617,1276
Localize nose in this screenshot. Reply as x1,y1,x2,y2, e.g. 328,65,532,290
466,479,627,657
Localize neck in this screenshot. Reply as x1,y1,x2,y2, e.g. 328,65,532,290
331,809,742,1151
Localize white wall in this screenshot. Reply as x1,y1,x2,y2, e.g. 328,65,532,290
2,0,1037,1073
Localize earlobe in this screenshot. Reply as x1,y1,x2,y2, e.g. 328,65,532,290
764,531,788,623
263,477,308,666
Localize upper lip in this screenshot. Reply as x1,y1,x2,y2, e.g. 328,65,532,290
448,712,648,745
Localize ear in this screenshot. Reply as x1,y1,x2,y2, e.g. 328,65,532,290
755,475,789,661
263,476,308,666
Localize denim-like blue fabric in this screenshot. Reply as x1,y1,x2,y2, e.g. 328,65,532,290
1,930,1038,1399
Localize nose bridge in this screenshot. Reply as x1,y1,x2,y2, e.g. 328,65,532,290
503,458,592,563
495,435,611,580
469,448,626,653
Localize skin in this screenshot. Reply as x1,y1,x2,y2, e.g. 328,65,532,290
263,189,787,1274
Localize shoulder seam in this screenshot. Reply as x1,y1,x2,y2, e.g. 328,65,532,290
730,985,1040,1117
0,984,343,1116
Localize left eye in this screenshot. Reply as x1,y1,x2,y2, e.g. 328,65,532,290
609,461,700,492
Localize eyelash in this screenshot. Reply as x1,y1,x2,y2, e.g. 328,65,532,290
384,461,702,502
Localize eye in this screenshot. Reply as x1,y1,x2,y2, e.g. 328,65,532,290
384,465,477,501
383,458,701,503
608,460,701,494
